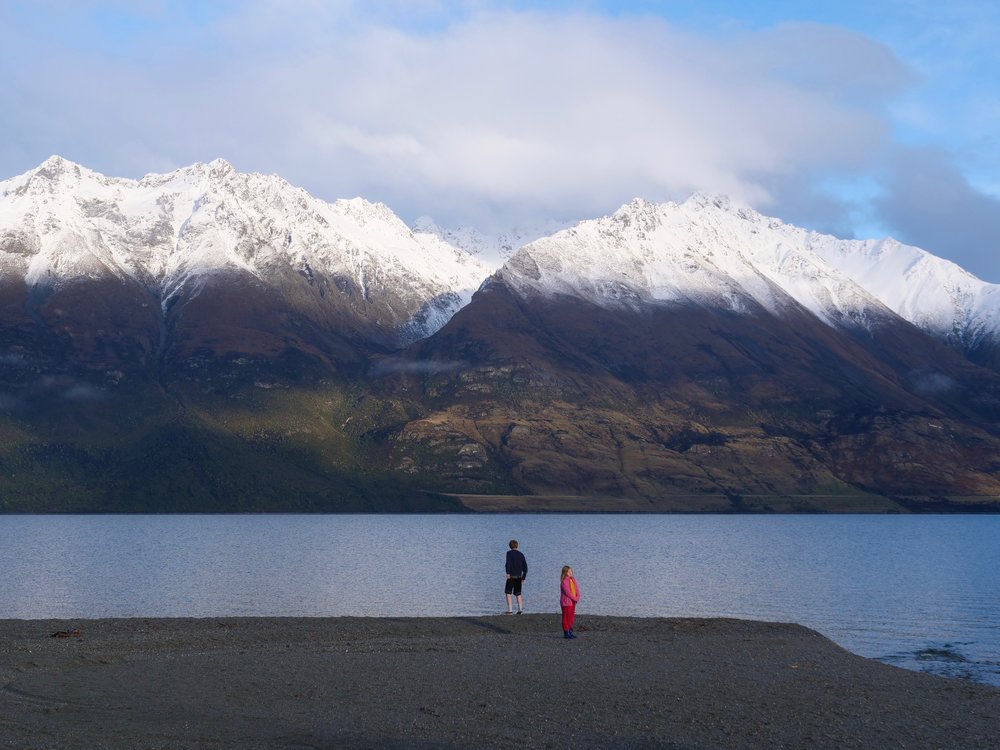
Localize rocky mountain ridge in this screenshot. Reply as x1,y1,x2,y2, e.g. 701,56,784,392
0,157,998,511
4,158,999,362
0,155,491,350
495,194,1000,361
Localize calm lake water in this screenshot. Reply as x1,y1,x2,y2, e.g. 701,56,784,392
1,514,998,687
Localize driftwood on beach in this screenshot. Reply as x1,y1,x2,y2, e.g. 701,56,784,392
1,616,998,749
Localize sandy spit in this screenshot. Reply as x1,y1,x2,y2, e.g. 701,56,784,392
1,616,997,749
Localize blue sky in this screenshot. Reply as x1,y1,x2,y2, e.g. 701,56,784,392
1,0,997,280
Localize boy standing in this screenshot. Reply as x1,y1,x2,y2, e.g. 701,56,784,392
504,540,528,614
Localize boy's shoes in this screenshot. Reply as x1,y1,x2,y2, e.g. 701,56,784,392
504,610,513,615
516,609,523,615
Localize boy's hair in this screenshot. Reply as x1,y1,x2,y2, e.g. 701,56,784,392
509,540,518,549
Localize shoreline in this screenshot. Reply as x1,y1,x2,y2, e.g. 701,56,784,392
451,493,1000,513
5,494,1000,515
2,616,998,748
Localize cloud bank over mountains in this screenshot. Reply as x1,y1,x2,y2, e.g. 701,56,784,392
2,1,997,280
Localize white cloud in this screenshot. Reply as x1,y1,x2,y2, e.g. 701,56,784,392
213,9,907,228
1,2,995,278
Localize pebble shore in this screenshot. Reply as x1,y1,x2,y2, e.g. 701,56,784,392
2,616,998,749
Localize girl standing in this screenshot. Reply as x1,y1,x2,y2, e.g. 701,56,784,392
560,566,580,639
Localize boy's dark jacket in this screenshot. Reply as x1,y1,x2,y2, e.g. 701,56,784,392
506,549,527,578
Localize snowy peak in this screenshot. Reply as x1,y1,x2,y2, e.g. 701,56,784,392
493,194,1000,349
0,157,492,343
2,155,116,199
29,155,78,183
671,196,1000,351
498,195,896,332
30,155,93,181
412,216,572,269
807,235,1000,352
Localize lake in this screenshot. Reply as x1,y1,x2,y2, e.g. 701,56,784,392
1,513,997,687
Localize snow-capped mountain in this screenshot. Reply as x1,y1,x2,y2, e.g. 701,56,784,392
806,235,1000,356
404,191,1000,504
4,160,1000,510
2,157,998,370
496,195,891,329
412,216,571,269
0,156,491,345
493,194,1000,354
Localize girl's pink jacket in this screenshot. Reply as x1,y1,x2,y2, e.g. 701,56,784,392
560,576,580,607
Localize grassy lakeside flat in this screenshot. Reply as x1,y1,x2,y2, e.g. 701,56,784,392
451,493,1000,512
1,616,998,749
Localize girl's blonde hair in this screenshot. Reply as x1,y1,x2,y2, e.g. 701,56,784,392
561,565,573,580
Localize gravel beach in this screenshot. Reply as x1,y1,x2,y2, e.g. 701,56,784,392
1,616,998,749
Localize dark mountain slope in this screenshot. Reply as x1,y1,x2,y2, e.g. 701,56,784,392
378,277,1000,506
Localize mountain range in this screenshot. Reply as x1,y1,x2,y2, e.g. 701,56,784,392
1,157,998,511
